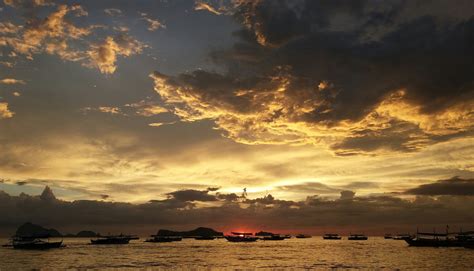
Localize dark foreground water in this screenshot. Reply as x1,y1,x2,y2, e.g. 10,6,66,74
1,237,473,270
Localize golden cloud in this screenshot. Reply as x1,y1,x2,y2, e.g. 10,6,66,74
150,71,474,154
3,0,54,7
0,78,25,84
125,100,168,117
86,34,145,74
0,4,145,74
82,99,167,117
194,0,224,15
140,13,165,31
0,102,14,119
0,4,92,62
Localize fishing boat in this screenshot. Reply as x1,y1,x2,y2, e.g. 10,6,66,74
323,233,342,240
405,229,474,247
145,235,182,242
225,232,258,242
295,234,311,238
348,234,368,240
11,235,63,250
262,234,285,241
90,234,137,245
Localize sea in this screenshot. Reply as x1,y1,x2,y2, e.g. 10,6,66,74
1,237,473,270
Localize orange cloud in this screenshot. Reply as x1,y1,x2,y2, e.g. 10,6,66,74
0,78,25,84
0,4,144,74
194,1,223,15
0,102,14,119
150,71,474,154
86,34,145,74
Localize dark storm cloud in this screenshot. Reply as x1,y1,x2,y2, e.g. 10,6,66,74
405,177,474,196
1,184,473,235
166,189,219,202
152,0,474,154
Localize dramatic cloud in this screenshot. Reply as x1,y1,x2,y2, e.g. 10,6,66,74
405,177,474,196
152,0,474,154
166,188,219,202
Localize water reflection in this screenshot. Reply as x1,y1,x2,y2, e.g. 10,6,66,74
1,237,473,269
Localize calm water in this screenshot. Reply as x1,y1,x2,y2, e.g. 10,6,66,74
1,237,473,270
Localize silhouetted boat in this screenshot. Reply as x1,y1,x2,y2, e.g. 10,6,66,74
91,234,137,245
145,235,182,242
194,236,216,240
225,232,258,242
262,234,285,241
323,233,342,240
11,235,63,250
384,234,393,239
296,234,311,238
405,229,474,247
348,234,368,240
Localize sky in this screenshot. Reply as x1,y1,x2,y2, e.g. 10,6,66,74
0,0,473,235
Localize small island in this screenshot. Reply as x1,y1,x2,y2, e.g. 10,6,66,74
156,227,223,238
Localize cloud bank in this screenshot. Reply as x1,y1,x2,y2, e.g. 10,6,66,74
151,0,474,154
1,178,473,235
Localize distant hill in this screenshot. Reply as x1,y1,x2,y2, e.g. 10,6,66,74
157,227,223,237
15,222,62,237
15,222,99,237
75,230,100,237
255,231,275,236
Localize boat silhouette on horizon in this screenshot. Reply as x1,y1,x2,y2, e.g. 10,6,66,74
91,234,138,245
348,234,368,240
323,233,342,240
145,235,182,242
8,235,64,250
405,229,474,247
225,232,258,242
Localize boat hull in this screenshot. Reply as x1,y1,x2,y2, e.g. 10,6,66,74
262,236,285,241
225,236,258,242
13,241,63,250
90,238,130,245
348,237,368,240
405,238,472,247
